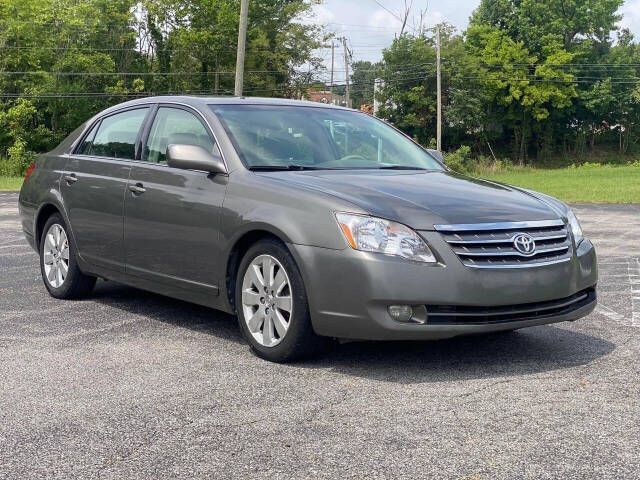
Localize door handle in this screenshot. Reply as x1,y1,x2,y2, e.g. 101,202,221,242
63,173,77,184
129,183,146,195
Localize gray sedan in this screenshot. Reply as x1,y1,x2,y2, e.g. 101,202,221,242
18,96,597,362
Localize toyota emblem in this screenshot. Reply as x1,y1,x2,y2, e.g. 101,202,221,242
512,233,536,256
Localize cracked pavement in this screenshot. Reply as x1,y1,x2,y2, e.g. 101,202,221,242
1,192,639,479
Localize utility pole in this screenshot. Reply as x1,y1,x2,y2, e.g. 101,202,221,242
341,37,351,108
214,55,220,94
373,78,382,117
330,41,335,103
234,0,249,96
436,25,442,151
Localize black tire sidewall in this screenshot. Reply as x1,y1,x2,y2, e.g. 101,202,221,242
39,213,90,299
235,239,315,362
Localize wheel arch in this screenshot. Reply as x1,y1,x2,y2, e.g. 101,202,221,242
34,203,63,250
225,228,292,313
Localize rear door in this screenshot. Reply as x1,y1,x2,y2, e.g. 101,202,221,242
123,105,227,296
62,107,150,273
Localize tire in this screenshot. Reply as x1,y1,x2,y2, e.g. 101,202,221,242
39,213,96,299
235,238,325,362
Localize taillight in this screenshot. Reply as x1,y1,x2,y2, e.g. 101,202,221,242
24,163,36,181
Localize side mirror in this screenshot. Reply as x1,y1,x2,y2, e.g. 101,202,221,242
166,144,227,174
427,148,445,163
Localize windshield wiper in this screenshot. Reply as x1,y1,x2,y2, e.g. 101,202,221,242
248,164,323,171
377,165,430,170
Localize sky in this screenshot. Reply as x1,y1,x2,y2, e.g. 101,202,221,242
303,0,640,84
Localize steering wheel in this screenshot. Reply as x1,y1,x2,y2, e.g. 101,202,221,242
337,154,369,163
315,155,372,168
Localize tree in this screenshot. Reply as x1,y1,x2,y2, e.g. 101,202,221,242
0,0,325,159
465,26,577,162
349,61,378,109
471,0,624,51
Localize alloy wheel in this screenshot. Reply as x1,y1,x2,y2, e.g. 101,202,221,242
43,224,69,288
241,254,293,347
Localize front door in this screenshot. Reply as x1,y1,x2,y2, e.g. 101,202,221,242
123,105,227,297
62,107,150,273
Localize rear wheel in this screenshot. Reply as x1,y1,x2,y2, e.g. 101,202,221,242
39,213,96,299
235,239,324,362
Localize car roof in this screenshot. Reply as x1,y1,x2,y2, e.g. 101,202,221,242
99,95,354,116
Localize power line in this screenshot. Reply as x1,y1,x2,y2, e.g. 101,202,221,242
453,76,640,84
0,76,436,99
3,68,639,100
2,68,638,83
0,45,324,54
368,0,416,34
0,70,294,76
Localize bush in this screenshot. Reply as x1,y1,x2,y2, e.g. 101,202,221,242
444,145,473,174
568,162,617,170
0,139,36,177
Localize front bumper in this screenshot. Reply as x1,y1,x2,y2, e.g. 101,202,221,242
289,233,597,341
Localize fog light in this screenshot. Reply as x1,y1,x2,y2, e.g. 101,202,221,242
388,305,414,323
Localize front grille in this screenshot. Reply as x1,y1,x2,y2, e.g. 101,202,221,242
434,219,572,268
426,288,596,325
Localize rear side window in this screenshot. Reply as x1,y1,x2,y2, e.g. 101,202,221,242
77,122,99,155
144,107,215,164
89,108,149,160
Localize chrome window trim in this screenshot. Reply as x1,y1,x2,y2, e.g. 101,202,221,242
68,100,229,173
69,103,155,155
434,219,565,232
148,102,228,171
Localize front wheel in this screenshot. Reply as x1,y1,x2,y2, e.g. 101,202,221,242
39,213,96,299
235,239,324,362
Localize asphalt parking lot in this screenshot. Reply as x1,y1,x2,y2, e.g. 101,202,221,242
1,191,639,479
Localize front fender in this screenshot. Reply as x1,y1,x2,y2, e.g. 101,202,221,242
221,170,360,250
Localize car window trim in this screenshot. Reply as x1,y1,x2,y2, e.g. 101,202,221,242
137,103,159,161
75,119,102,156
71,118,102,155
68,100,229,170
70,105,153,160
138,103,225,170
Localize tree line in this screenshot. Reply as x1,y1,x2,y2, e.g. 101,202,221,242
352,0,640,166
0,0,325,174
1,0,639,176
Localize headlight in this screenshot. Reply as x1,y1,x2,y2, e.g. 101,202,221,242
335,212,437,263
566,209,584,245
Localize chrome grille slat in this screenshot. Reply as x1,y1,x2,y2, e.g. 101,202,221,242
454,245,569,257
446,233,567,245
434,220,572,269
434,219,565,232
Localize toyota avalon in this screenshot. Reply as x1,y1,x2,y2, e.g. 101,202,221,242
19,96,597,362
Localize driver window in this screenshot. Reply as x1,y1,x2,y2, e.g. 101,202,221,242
144,107,215,164
254,126,315,165
323,119,393,164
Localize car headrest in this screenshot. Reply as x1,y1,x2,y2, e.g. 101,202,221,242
108,131,135,144
168,132,199,146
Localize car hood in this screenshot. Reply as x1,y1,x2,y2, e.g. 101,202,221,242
258,170,561,230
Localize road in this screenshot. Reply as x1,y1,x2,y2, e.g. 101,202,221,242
1,192,639,479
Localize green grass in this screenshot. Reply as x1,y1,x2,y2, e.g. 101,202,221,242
482,165,640,203
2,164,639,202
0,176,23,191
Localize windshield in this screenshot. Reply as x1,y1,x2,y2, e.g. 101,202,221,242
210,105,444,171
